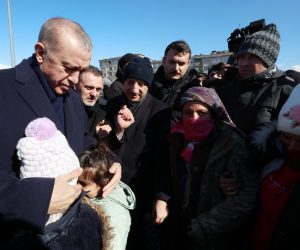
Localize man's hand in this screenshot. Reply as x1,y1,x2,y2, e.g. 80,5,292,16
153,199,168,224
96,120,112,138
102,162,122,197
116,105,134,134
48,168,83,214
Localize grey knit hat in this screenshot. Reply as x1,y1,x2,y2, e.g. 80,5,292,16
237,24,280,67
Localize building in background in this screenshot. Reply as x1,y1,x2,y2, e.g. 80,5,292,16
191,50,232,73
99,51,232,81
99,56,120,81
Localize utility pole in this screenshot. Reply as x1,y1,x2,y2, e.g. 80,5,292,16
7,0,15,67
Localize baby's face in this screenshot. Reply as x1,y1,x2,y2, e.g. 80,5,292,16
78,179,101,199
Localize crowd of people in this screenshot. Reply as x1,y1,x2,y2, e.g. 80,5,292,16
0,16,299,250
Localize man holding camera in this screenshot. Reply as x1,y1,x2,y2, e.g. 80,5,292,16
217,23,297,135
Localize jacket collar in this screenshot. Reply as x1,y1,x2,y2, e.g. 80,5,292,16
153,65,196,89
239,65,284,86
15,57,80,148
15,57,61,126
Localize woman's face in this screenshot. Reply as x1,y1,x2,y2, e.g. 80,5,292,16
182,101,212,120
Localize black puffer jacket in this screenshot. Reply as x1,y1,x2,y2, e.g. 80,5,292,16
217,67,297,135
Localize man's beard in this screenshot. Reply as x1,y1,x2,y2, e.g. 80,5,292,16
83,99,97,107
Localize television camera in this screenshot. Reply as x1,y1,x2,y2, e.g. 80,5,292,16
227,19,266,54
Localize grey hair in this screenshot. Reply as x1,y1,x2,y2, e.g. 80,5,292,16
80,65,103,78
38,17,93,56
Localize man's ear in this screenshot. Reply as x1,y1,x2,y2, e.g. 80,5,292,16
34,42,46,64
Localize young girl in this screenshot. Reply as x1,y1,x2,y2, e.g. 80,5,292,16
248,84,300,250
78,143,136,250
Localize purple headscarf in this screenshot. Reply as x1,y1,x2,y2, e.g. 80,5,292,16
181,86,235,127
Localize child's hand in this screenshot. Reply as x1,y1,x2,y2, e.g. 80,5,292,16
102,162,122,197
153,199,168,224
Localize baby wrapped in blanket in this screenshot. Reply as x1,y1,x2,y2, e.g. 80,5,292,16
16,117,80,224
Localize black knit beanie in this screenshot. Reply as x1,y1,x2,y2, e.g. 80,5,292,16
123,57,154,86
115,53,140,80
237,24,280,67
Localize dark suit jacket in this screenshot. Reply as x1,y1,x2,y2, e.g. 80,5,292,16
0,58,94,245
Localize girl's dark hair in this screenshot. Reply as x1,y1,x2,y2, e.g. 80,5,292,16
79,143,114,188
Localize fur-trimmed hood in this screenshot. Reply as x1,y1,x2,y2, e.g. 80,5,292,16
83,197,113,250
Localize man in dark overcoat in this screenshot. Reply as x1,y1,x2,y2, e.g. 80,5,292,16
0,17,120,249
106,57,171,249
